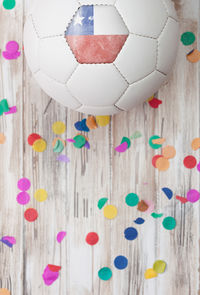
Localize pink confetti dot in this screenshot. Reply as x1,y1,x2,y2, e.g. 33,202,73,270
57,231,66,243
17,178,31,191
17,192,30,205
6,41,19,53
187,189,200,203
197,162,200,172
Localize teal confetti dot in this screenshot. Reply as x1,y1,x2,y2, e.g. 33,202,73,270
125,193,139,207
162,216,176,230
3,0,16,9
98,198,108,210
181,32,195,46
149,135,162,149
98,267,112,281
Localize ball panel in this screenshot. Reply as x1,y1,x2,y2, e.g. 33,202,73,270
39,36,78,84
162,0,178,20
34,71,81,109
79,0,115,5
24,16,40,74
115,0,168,38
114,34,157,84
157,18,179,75
115,71,166,110
67,64,128,106
76,105,120,115
31,0,79,38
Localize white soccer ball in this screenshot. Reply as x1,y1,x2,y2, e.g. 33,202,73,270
24,0,179,115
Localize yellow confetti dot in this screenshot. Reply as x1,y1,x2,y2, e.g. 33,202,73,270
52,121,66,135
153,260,166,274
0,289,10,295
103,205,117,219
96,116,110,127
144,268,158,279
34,189,48,202
32,139,47,152
0,133,6,144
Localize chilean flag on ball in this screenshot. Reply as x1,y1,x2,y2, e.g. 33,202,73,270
65,5,129,64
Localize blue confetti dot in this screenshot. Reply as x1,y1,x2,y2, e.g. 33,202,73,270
134,217,145,225
74,118,90,132
162,187,173,200
114,255,128,270
124,227,138,241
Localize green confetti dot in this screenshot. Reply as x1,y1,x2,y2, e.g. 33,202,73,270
149,135,162,149
0,99,9,112
153,260,166,274
53,140,64,153
98,267,112,281
0,104,3,116
181,32,195,46
3,0,16,9
98,198,108,210
73,135,86,149
162,216,176,230
121,137,131,149
151,213,163,219
125,193,139,207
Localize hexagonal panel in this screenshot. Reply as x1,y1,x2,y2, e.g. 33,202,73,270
39,36,78,84
157,18,179,75
115,0,168,38
114,34,157,84
67,64,128,106
34,71,81,109
76,105,120,115
31,0,79,38
24,16,40,74
115,71,166,110
65,5,129,64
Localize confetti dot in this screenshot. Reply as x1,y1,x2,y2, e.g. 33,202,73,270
32,138,47,152
98,267,112,281
17,178,31,191
53,139,64,153
114,255,128,270
162,187,173,200
86,116,97,129
137,200,149,212
96,116,110,127
187,189,200,203
187,49,200,63
124,227,138,241
153,260,166,274
162,145,176,159
156,157,170,171
3,0,16,10
98,198,108,209
125,193,139,207
183,155,197,169
17,192,30,205
149,135,162,149
74,119,90,132
57,231,66,243
197,162,200,172
85,232,99,246
120,137,131,149
181,32,195,46
52,121,66,135
103,205,117,219
24,208,38,222
0,133,6,144
176,195,188,204
134,217,145,225
144,268,158,279
152,155,163,168
151,213,163,219
162,216,176,230
115,142,128,153
27,133,41,146
73,135,86,149
0,289,10,295
148,97,162,108
34,189,48,202
191,137,200,150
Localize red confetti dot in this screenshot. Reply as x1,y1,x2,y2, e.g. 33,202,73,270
176,195,188,204
85,232,99,246
24,208,38,222
183,155,197,169
148,97,162,108
28,133,41,146
48,265,61,272
152,155,163,168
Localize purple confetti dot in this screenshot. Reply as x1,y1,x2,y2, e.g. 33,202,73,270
187,189,200,203
17,191,30,205
17,178,31,191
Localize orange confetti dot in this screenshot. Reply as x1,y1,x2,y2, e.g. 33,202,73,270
156,157,170,171
0,133,6,144
0,289,10,295
187,49,200,63
152,138,166,145
162,145,176,159
191,138,200,151
86,116,98,130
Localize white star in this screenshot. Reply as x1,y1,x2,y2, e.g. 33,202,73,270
74,13,85,26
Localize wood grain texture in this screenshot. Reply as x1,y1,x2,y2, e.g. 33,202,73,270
0,0,199,294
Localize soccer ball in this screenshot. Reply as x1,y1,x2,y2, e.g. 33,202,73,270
24,0,179,115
